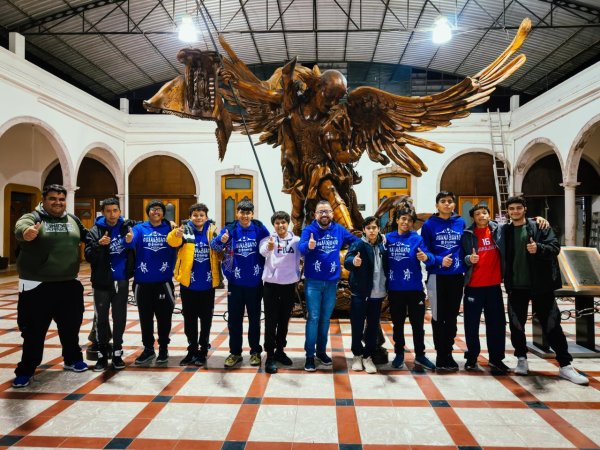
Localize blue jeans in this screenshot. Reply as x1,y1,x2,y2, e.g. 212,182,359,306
350,295,383,358
304,279,338,357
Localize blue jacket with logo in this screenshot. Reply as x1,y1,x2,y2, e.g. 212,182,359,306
420,213,466,275
385,230,434,291
126,220,177,283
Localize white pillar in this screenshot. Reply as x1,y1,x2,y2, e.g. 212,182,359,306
510,95,520,111
9,32,25,57
65,185,79,215
116,193,126,217
119,98,129,113
561,181,580,246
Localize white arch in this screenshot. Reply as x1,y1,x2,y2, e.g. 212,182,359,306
127,151,201,196
435,147,494,194
564,113,600,184
0,116,74,188
514,137,563,194
77,142,124,194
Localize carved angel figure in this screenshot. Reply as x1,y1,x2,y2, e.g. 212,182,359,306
145,18,531,234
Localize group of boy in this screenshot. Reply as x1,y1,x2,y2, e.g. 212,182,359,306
11,184,588,388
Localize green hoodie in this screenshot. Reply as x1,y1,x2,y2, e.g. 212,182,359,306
14,203,86,282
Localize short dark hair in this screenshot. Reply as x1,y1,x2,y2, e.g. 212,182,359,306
237,199,254,212
100,198,120,211
271,210,290,225
506,196,527,208
435,191,456,203
469,203,490,217
394,207,416,223
316,200,331,209
145,200,166,216
362,216,379,229
189,203,209,216
42,184,67,198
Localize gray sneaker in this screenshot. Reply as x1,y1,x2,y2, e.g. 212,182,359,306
559,365,589,385
514,357,529,375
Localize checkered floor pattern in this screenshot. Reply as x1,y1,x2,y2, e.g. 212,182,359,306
0,265,599,449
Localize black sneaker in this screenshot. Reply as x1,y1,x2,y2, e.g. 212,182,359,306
112,350,126,370
435,355,448,371
195,354,207,367
93,357,109,372
304,357,316,372
265,358,278,374
134,348,156,365
446,355,459,372
156,348,169,364
464,358,482,372
316,353,332,366
274,351,293,366
489,360,510,374
179,351,199,366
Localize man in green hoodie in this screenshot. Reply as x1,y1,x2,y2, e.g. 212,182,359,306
12,184,88,388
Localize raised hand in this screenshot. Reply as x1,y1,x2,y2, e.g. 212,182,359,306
416,247,428,262
470,248,479,264
526,237,537,254
353,252,362,267
174,225,184,238
220,229,230,243
308,233,316,250
99,231,111,246
23,222,42,241
125,226,134,244
442,254,453,268
267,236,275,251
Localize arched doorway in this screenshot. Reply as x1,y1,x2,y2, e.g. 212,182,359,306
128,155,196,223
75,157,119,230
440,152,497,226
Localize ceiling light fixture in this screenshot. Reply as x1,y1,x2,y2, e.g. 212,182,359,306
432,16,452,44
178,14,198,43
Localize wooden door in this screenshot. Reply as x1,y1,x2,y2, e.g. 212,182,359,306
9,192,35,263
74,198,95,260
377,174,411,230
221,175,253,226
458,196,494,227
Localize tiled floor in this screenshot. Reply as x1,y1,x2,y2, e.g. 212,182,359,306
0,265,599,449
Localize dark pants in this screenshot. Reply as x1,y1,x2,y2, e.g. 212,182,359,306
134,282,175,350
227,284,262,355
181,287,215,355
508,288,572,367
263,282,296,357
463,285,506,362
93,280,129,352
350,295,383,358
16,279,84,376
389,290,426,357
428,274,464,358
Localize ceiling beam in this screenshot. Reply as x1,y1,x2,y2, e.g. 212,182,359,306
537,0,600,18
238,0,263,64
363,0,392,81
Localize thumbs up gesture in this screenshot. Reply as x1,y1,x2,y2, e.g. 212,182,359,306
308,233,317,250
23,222,42,241
99,231,111,246
416,247,428,262
470,248,479,264
442,253,453,268
267,236,275,251
353,252,362,267
526,237,537,254
174,225,184,238
220,228,230,243
125,226,134,243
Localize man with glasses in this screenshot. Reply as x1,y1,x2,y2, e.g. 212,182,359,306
299,200,358,371
13,184,88,387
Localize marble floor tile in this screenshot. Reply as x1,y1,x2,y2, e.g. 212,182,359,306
555,409,600,446
176,372,256,397
248,405,297,442
349,373,425,399
431,374,520,401
263,373,335,398
90,370,178,396
0,399,57,435
512,374,600,402
14,369,100,394
293,405,337,443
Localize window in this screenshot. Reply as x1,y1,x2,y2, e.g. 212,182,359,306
221,175,253,225
377,174,410,229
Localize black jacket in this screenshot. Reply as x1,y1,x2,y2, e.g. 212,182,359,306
85,219,136,289
344,236,388,298
503,218,561,295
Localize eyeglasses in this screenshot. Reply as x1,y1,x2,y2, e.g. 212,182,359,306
316,210,333,216
149,207,163,213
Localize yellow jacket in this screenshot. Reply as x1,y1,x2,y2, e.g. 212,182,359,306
167,221,223,288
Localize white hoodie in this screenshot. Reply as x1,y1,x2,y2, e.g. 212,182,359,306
259,231,301,284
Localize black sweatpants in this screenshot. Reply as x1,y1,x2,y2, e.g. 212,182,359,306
94,280,129,352
263,282,296,357
134,281,175,350
16,279,84,376
508,288,572,367
180,286,215,355
389,290,426,357
427,274,464,358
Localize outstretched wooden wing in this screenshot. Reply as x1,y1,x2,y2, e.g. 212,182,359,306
347,18,531,176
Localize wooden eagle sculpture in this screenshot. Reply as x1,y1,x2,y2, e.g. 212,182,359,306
144,18,531,234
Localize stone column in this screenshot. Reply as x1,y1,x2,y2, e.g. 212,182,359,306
116,193,126,217
65,185,79,215
561,181,580,246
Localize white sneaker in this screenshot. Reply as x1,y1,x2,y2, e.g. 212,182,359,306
351,355,363,371
559,365,589,386
363,357,377,374
514,357,529,375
